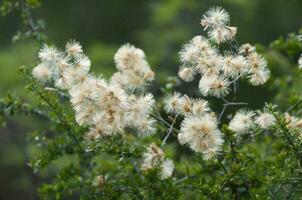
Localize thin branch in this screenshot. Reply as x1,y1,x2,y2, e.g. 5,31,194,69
223,102,248,106
161,114,179,146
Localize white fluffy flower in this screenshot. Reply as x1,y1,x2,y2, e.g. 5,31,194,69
192,99,209,116
160,159,175,179
179,43,199,64
229,110,255,134
209,26,237,44
285,113,302,129
32,63,52,83
178,114,223,160
164,92,184,114
141,144,174,179
201,7,230,30
248,68,270,86
135,118,156,136
113,44,154,90
239,43,256,56
199,75,230,97
66,40,83,56
223,55,248,78
127,94,155,119
38,45,60,62
255,112,276,129
178,67,195,82
114,43,145,70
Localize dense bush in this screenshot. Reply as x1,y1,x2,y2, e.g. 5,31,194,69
1,1,302,199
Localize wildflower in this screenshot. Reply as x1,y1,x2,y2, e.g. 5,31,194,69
114,43,145,70
179,95,193,115
141,143,174,179
192,99,209,116
178,67,195,82
113,44,154,90
255,112,276,129
223,55,248,78
38,45,60,62
201,7,230,30
85,128,102,141
209,26,237,44
32,63,52,83
74,54,91,72
127,94,155,120
164,92,184,114
248,68,270,86
299,54,302,69
179,43,199,64
135,118,156,136
199,75,230,97
66,40,83,56
247,52,268,72
178,114,223,160
229,109,255,134
285,113,302,129
161,159,175,179
239,43,256,56
75,104,96,126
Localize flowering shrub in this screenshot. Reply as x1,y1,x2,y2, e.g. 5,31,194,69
2,6,302,199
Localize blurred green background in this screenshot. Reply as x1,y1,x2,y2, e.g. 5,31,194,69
0,0,302,199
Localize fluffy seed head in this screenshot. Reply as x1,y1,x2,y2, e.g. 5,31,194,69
229,109,255,134
32,63,52,83
201,7,230,30
255,112,276,129
178,114,223,160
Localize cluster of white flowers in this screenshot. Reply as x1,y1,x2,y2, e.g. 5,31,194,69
229,109,275,135
111,44,155,91
164,92,223,160
32,41,156,138
200,7,237,44
178,7,270,98
141,143,174,179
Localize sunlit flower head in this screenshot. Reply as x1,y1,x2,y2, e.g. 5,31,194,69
223,55,248,78
248,68,270,86
141,143,174,179
229,109,255,134
66,40,83,56
164,92,184,114
178,67,196,82
178,114,223,160
201,7,230,30
199,75,230,97
32,63,52,83
39,45,60,62
255,111,276,129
